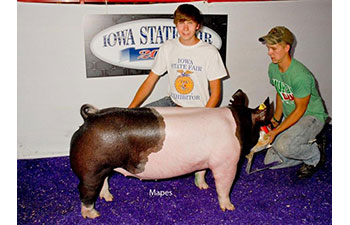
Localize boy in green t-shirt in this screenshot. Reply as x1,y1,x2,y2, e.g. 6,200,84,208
258,26,328,178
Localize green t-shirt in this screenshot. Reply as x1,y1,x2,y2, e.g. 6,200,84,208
268,58,328,122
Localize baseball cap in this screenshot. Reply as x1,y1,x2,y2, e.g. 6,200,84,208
258,26,294,46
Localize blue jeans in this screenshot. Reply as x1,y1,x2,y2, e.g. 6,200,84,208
264,115,324,169
144,96,178,107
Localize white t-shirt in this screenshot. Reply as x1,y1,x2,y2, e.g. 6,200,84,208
151,39,227,107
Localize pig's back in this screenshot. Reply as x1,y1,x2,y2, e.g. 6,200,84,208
117,107,240,179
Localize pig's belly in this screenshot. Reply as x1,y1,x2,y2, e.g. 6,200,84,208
114,107,240,180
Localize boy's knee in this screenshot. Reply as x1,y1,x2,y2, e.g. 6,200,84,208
274,135,293,157
276,134,310,159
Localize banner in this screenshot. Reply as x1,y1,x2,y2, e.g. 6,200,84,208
84,14,227,78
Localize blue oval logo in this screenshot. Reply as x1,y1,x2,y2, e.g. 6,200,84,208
90,19,222,70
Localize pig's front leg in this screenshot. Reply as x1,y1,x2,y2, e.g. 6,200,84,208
194,170,209,189
99,177,114,202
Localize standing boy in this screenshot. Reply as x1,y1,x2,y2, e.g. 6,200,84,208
258,26,328,178
128,4,227,108
129,4,227,187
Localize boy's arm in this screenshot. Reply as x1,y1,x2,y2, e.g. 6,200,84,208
205,79,222,108
267,94,310,143
128,71,160,108
271,93,283,127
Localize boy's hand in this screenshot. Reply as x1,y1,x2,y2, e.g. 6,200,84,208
266,129,278,144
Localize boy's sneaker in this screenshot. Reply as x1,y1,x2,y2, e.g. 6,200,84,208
297,133,327,179
297,163,317,179
316,132,327,167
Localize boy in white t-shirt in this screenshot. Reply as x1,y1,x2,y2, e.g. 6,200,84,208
128,4,227,189
128,4,227,108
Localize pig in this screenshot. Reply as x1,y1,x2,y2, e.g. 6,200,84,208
69,89,270,219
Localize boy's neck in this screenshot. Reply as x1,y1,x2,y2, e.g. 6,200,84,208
278,54,292,73
179,36,200,46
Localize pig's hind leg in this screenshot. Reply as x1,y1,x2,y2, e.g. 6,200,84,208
99,177,114,202
79,168,112,219
211,163,237,211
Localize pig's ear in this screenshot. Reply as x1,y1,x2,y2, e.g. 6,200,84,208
229,89,248,107
263,97,270,109
81,104,99,120
252,97,270,123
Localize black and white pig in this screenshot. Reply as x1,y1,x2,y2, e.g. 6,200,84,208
70,89,270,218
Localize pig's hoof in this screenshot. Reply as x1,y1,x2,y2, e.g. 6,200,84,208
220,202,235,212
100,192,114,202
194,175,209,190
81,205,101,219
196,182,209,190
